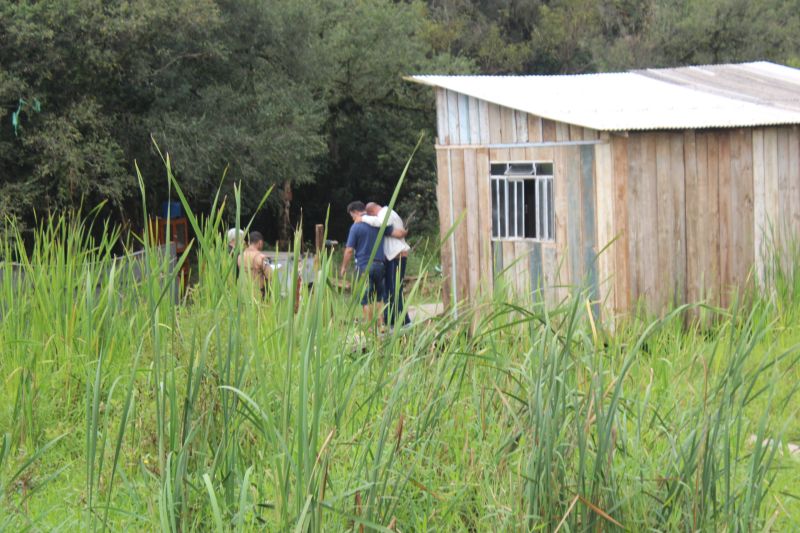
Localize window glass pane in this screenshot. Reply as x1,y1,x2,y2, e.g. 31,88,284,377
535,162,554,176
506,163,535,176
490,163,506,176
507,180,516,237
523,178,535,238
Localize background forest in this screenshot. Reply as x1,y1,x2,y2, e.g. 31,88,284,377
1,0,800,240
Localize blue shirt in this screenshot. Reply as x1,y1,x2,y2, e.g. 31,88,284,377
346,222,391,272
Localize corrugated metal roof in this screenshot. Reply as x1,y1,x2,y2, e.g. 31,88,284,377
407,62,800,131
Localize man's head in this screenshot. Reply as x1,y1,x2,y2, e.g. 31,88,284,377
365,202,381,216
248,231,265,250
347,201,366,221
226,227,242,247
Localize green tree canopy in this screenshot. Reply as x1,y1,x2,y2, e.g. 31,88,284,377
1,0,799,238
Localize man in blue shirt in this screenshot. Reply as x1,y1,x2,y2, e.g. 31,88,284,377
340,201,407,326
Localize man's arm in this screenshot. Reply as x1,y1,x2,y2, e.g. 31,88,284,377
340,247,354,277
360,214,408,239
340,224,359,277
256,253,271,279
359,214,382,228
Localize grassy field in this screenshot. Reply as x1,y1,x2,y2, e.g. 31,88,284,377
2,193,800,531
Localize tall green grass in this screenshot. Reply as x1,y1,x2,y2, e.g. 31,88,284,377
1,169,800,530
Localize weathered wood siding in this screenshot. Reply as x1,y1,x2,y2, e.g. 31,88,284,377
434,87,800,314
434,88,601,307
600,126,798,315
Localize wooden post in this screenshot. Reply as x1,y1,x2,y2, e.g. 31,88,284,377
314,223,324,270
315,224,324,254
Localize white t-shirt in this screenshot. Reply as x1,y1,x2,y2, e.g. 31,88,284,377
361,207,411,261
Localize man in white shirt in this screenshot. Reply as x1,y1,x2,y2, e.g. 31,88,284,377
226,227,244,278
359,202,411,326
226,227,243,252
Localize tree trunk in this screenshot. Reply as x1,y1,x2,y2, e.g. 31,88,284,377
280,180,293,245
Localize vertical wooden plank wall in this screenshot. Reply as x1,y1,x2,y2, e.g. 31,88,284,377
434,147,453,306
553,123,572,304
717,133,732,307
434,90,596,305
669,132,688,308
594,134,615,316
611,137,630,313
655,134,673,310
580,145,599,316
707,132,722,303
563,142,583,294
776,128,791,273
640,134,660,305
624,132,660,309
789,127,800,233
606,126,799,314
683,130,700,306
730,129,754,291
764,129,780,255
751,126,800,283
603,127,762,316
752,129,766,285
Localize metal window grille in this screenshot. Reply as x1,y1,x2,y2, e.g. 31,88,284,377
490,162,554,241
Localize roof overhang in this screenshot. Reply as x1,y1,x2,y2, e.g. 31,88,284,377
406,62,800,131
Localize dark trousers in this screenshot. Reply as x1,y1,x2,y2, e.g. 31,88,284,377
384,256,410,326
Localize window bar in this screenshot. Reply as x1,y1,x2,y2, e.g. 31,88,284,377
543,179,549,240
497,178,501,238
533,178,544,240
518,181,522,238
513,181,518,238
545,179,550,240
548,178,554,240
533,178,539,240
534,176,539,239
492,179,496,237
504,179,509,239
536,178,541,240
514,180,525,237
518,181,524,237
541,179,547,240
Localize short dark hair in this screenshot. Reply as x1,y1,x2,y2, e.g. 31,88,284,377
347,201,366,214
248,231,264,244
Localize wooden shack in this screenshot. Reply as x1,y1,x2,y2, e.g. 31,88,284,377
408,62,800,315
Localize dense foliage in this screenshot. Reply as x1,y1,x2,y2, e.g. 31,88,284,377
1,0,799,238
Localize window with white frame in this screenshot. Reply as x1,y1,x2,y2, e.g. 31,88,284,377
490,162,554,241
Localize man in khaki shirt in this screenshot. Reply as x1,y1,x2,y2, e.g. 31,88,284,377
238,231,271,296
